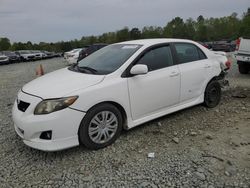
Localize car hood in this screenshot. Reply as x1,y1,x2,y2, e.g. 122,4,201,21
22,68,105,99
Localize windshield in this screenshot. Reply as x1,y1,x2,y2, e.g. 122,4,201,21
19,50,30,54
3,51,14,55
76,44,141,75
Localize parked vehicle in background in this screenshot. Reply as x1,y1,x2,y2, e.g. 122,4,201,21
64,48,82,65
204,42,213,49
211,40,235,52
234,37,250,74
230,40,237,51
75,46,89,62
64,48,82,59
16,50,35,61
2,51,20,63
31,50,45,60
0,52,9,65
77,44,108,62
198,42,209,49
54,52,63,57
12,39,230,151
41,51,53,58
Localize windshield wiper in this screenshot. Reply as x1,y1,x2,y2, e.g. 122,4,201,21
76,65,98,74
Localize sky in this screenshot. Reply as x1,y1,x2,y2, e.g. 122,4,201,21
0,0,249,43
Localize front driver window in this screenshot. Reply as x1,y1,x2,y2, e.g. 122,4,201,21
137,46,173,71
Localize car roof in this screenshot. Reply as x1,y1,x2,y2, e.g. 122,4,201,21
117,38,195,46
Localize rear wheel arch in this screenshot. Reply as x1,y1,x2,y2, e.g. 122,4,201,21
202,75,220,94
207,76,220,85
203,78,221,108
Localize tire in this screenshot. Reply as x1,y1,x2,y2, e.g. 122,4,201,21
204,81,221,108
20,57,25,62
78,103,123,150
238,63,249,74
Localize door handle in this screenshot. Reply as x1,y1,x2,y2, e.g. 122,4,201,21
170,72,179,77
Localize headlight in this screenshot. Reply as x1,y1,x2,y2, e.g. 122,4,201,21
34,96,78,115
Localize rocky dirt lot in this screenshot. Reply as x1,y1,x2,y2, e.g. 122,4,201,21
0,57,249,188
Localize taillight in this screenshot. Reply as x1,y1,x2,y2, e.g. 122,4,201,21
225,60,231,69
236,38,241,51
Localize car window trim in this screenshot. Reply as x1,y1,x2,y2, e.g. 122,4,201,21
121,43,177,78
197,47,207,60
172,42,208,64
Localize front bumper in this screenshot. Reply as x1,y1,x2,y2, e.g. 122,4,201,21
0,59,9,64
34,56,42,60
12,90,85,151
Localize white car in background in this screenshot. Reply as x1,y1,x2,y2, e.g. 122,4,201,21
12,39,230,151
234,37,250,74
17,50,36,61
31,50,46,60
64,48,82,65
0,52,9,64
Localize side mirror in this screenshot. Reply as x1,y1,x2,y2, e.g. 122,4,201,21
130,64,148,75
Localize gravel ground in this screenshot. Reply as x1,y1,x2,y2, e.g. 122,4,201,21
0,57,249,188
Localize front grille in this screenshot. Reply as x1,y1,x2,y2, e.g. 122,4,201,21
0,57,7,60
17,100,30,112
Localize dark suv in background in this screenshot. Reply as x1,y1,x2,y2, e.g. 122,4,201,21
77,43,107,62
211,40,236,52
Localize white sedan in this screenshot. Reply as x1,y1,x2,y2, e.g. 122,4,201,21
0,52,9,64
64,48,82,65
12,39,230,151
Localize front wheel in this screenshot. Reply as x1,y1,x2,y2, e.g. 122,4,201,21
204,81,221,108
78,103,123,150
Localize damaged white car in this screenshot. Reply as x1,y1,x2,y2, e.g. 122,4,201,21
12,39,230,151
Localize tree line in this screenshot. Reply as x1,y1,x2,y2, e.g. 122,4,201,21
0,8,249,52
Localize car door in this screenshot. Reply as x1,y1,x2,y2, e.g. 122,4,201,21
173,43,212,103
127,45,180,120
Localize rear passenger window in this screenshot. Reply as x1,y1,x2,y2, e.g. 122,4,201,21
175,43,206,63
137,46,173,71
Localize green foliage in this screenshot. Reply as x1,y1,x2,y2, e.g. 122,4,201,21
0,38,11,51
142,26,163,38
239,10,250,38
130,28,141,40
1,8,249,52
